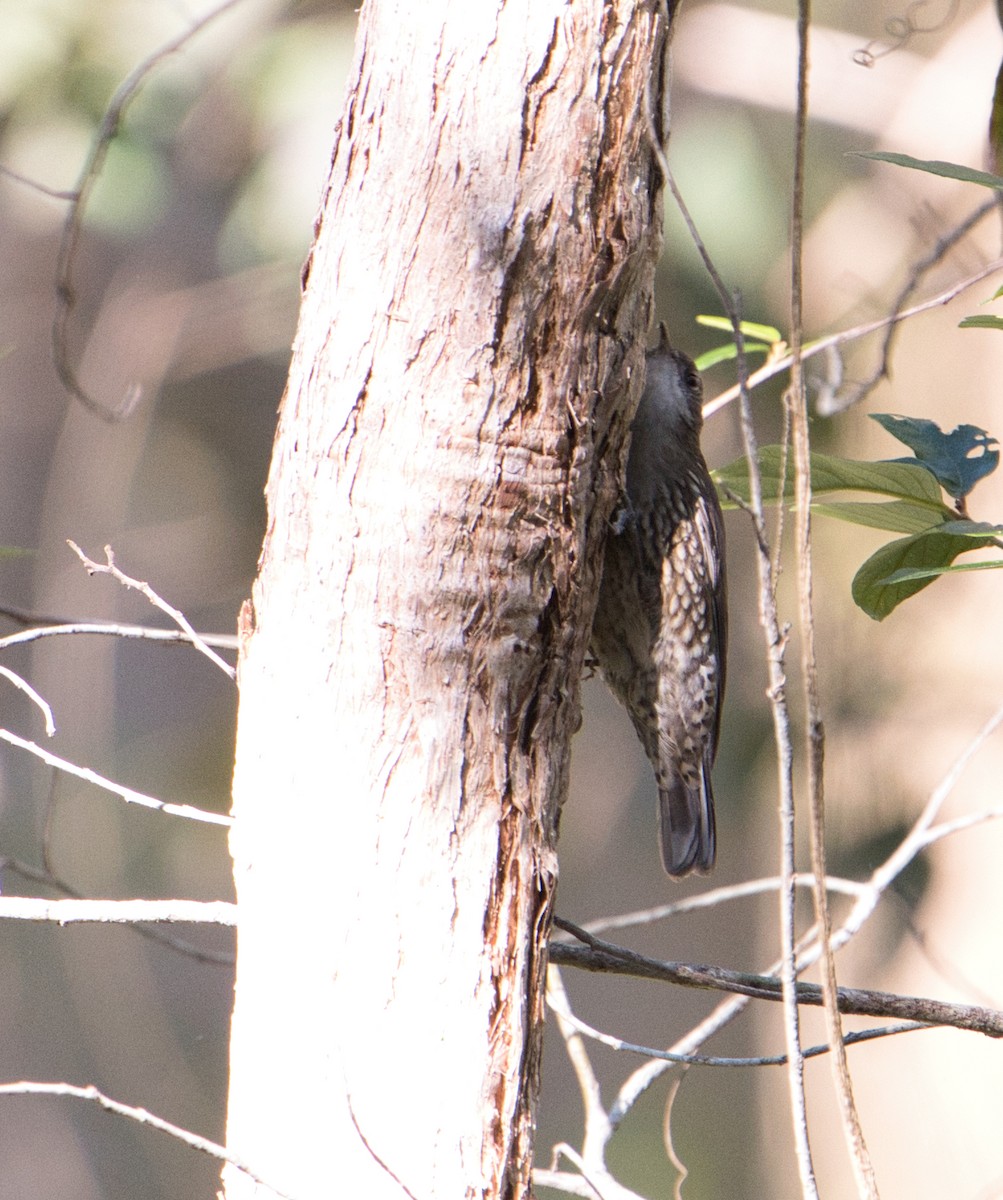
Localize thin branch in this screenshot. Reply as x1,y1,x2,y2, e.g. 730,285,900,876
0,621,238,653
666,136,813,1196
0,726,232,827
51,0,245,418
547,967,605,1140
532,1166,609,1200
542,1142,647,1200
0,1080,291,1199
823,703,1003,962
0,666,55,735
550,994,932,1067
703,256,1003,419
546,967,625,1193
0,164,76,201
825,195,999,413
0,858,234,964
790,3,876,1194
556,873,865,938
0,896,236,925
67,542,236,679
548,925,1003,1038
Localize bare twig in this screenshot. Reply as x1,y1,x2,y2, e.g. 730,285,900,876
0,621,238,654
544,967,636,1198
703,257,1003,419
0,858,234,965
67,542,236,679
549,922,1003,1038
0,164,76,201
825,196,999,413
789,4,876,1195
0,727,231,827
555,873,865,939
824,703,1003,962
51,0,245,418
665,120,816,1198
0,1080,290,1198
550,993,931,1067
0,666,55,735
0,896,236,925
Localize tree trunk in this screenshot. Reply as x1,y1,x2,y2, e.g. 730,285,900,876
223,2,668,1196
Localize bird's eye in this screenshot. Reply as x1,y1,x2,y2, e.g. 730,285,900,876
684,364,701,393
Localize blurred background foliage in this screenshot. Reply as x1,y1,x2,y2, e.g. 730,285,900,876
1,1,1002,1198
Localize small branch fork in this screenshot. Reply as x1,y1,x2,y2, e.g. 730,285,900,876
66,542,236,680
539,700,1003,1197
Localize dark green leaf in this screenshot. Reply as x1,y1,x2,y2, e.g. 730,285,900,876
959,315,1003,330
936,519,1003,537
853,151,1003,190
810,499,945,534
852,527,1000,620
880,559,1003,584
714,446,950,513
990,52,1003,176
870,413,999,499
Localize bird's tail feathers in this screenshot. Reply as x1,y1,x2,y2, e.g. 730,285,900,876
658,772,716,878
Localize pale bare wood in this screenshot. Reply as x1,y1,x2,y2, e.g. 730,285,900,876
224,3,669,1196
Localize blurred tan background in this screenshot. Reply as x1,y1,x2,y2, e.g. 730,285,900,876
1,1,1002,1197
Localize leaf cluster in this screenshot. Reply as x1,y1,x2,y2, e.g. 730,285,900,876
715,416,1002,620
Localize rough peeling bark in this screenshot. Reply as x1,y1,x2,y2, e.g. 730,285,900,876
224,2,670,1197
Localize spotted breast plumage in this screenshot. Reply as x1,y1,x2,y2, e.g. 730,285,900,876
591,324,727,877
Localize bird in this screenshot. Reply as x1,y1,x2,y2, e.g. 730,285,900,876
590,323,727,877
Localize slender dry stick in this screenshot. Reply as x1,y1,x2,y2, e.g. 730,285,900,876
0,897,236,925
829,196,999,414
0,666,55,735
549,922,1003,1036
0,622,238,653
0,1081,290,1198
67,542,236,679
545,966,627,1196
787,4,877,1197
703,255,1003,419
51,0,245,418
664,158,816,1199
600,705,1003,1127
0,727,231,826
555,997,932,1069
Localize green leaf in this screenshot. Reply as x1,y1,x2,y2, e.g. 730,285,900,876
853,151,1003,190
871,413,999,499
714,446,950,513
880,559,1003,584
989,53,1003,178
810,499,945,534
696,315,783,343
959,315,1003,330
936,519,1003,537
695,342,771,371
852,526,1001,620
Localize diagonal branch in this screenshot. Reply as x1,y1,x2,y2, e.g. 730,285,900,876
548,921,1003,1038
